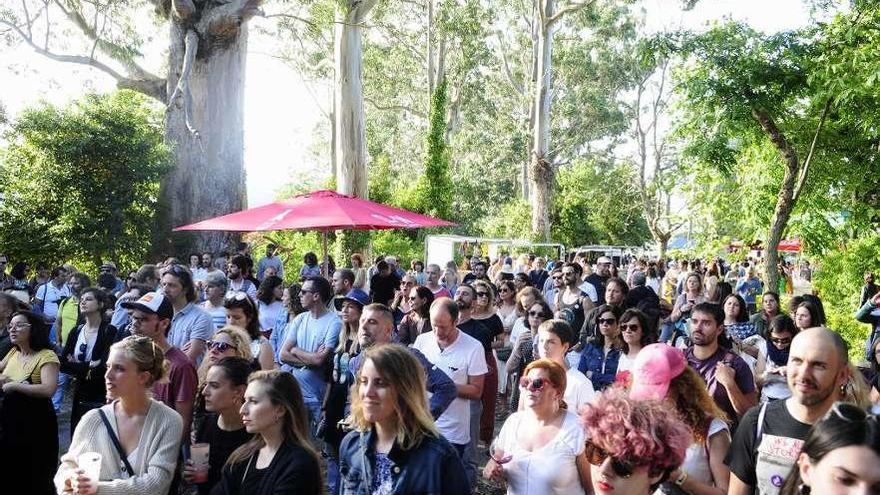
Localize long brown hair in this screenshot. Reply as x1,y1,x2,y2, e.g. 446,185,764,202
666,367,728,443
347,344,439,451
226,370,321,472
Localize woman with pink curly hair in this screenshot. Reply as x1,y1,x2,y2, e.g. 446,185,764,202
581,387,692,495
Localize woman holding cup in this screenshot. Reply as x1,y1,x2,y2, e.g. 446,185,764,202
55,335,183,494
185,356,252,495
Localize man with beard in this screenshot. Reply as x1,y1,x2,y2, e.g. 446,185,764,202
685,302,757,426
726,327,852,495
225,254,257,299
462,260,490,285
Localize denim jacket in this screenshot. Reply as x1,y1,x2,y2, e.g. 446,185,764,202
338,428,471,495
577,344,622,390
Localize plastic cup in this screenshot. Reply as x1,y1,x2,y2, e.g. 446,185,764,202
77,452,102,483
191,443,210,483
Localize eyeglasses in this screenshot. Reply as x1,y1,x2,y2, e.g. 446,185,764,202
598,318,617,326
78,343,87,362
528,310,546,318
620,323,640,333
518,376,549,392
475,292,489,298
584,441,634,478
769,336,792,345
499,288,510,293
8,322,31,330
207,340,234,352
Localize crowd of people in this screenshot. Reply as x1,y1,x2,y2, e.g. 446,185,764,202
0,247,878,495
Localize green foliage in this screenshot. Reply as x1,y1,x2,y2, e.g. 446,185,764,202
482,200,534,241
0,90,171,272
410,79,453,220
812,235,880,361
371,230,423,266
552,159,651,247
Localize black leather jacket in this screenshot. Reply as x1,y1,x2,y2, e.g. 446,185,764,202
338,428,471,495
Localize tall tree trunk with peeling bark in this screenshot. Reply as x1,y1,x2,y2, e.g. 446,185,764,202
334,0,377,257
161,4,257,255
530,0,555,241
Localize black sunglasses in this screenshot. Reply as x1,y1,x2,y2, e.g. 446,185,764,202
207,340,234,352
584,441,634,478
597,317,617,325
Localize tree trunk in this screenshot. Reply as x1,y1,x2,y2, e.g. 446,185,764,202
529,0,554,241
657,234,669,261
752,107,799,291
335,3,372,200
159,11,254,256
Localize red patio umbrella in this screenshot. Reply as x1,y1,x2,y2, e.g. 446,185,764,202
173,190,456,275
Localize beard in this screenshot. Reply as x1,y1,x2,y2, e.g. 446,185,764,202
456,299,472,310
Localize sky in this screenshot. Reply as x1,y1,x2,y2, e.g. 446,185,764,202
0,0,813,208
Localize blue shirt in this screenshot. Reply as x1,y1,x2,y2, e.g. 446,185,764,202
270,308,291,364
283,310,341,405
168,303,214,363
257,255,285,280
577,344,621,391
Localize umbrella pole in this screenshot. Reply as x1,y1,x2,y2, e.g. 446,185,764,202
322,230,329,278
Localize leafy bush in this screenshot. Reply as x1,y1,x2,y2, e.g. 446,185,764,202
812,235,880,362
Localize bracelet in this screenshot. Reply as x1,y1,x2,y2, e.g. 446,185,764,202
674,470,689,486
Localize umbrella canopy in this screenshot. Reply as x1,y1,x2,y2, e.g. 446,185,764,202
173,189,456,232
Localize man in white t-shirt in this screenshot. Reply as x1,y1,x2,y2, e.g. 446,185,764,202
413,297,488,488
34,266,70,323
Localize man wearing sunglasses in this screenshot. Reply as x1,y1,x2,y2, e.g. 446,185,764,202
280,276,341,432
414,297,488,489
123,291,198,442
727,327,853,495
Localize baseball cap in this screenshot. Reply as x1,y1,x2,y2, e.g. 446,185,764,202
334,288,370,311
100,261,117,270
597,256,613,265
121,292,174,320
629,343,687,401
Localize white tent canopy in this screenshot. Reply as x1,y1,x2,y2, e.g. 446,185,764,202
424,235,565,268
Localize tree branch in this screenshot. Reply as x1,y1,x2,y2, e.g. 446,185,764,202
546,0,596,27
497,31,525,95
168,29,201,140
364,96,427,118
792,97,831,203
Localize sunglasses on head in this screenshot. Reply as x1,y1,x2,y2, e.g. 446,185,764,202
518,376,549,392
225,291,254,305
207,340,234,352
584,441,634,478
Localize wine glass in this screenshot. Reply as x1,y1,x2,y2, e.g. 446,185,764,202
489,437,513,465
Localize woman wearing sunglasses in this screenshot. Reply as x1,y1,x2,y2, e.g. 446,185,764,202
185,357,252,495
630,344,731,495
581,387,691,495
224,292,274,371
577,304,624,391
484,358,589,494
780,403,880,495
507,298,553,409
754,314,798,403
60,287,116,434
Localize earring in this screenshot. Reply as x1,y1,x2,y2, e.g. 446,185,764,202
798,483,810,494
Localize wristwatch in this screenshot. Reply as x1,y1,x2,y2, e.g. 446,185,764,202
674,470,689,486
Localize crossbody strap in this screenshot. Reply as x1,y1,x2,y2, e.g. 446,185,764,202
98,409,135,476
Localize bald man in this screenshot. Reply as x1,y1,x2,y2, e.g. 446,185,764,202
726,327,852,495
349,303,456,419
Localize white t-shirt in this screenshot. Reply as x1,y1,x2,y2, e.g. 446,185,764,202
495,410,586,495
677,418,729,487
617,353,635,373
413,330,488,445
564,368,595,413
510,317,528,346
578,281,598,303
257,300,284,332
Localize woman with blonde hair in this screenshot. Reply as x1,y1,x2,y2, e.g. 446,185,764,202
214,370,321,494
56,335,183,494
630,343,731,495
484,358,590,494
197,326,254,383
339,344,469,494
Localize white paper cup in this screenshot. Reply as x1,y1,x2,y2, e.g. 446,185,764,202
191,443,210,483
77,452,102,482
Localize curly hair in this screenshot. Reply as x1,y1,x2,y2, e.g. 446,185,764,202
581,387,691,479
666,367,728,443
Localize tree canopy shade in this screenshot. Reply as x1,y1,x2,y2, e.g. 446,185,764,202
0,91,172,271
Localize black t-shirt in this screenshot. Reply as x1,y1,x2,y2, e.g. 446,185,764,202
370,273,401,306
725,399,812,493
195,413,252,495
458,319,493,354
585,274,610,304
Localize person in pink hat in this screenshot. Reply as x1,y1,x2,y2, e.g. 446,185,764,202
630,343,732,495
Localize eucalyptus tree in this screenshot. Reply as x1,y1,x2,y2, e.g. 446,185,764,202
1,0,266,254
